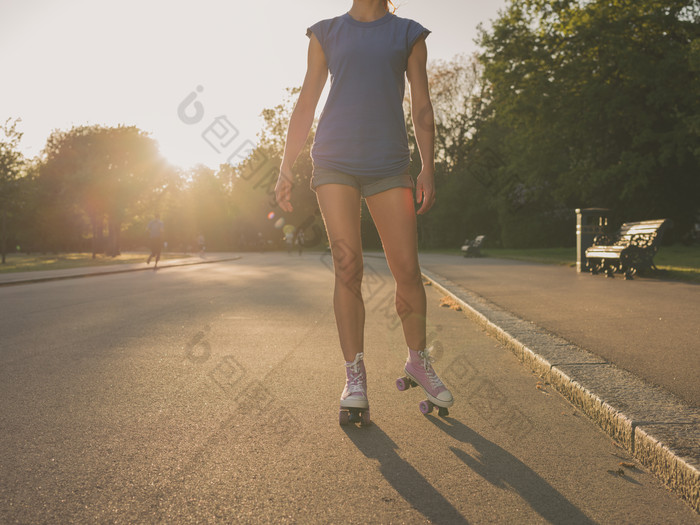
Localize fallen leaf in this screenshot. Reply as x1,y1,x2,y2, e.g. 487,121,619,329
439,296,462,311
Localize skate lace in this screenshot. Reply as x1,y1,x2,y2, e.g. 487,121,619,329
419,348,444,390
346,353,366,395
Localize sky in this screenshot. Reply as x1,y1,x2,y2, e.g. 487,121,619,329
0,0,508,170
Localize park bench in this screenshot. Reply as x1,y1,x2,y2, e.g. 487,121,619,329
461,235,486,257
585,219,672,279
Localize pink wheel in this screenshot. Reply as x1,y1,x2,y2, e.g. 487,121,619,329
396,377,409,391
361,410,371,427
419,400,433,415
339,409,350,425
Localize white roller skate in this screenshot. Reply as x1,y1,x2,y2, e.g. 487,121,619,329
339,352,371,426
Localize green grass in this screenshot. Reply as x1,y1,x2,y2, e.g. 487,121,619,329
481,247,577,266
418,248,465,256
0,252,189,274
482,245,700,284
652,244,700,269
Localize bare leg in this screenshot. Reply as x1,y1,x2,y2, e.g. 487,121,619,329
365,187,426,351
316,184,364,362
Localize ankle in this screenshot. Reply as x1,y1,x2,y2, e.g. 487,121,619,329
345,352,364,367
407,347,425,363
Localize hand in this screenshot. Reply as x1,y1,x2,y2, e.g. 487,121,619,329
275,166,294,212
415,169,435,215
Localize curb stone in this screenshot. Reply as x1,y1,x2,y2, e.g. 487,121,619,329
421,267,700,514
0,256,242,287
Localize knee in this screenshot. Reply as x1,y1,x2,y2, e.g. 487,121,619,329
334,261,363,291
330,241,363,290
393,262,422,288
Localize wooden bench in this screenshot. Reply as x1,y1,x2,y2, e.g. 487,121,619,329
461,235,486,258
585,219,672,279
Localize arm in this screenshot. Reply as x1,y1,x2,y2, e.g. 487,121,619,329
275,33,329,212
406,36,436,215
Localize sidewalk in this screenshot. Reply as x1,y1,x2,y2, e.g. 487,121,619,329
0,253,242,286
417,253,700,513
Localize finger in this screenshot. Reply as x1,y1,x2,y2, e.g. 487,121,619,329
417,189,434,215
280,196,292,213
275,179,289,200
415,183,424,204
280,185,294,212
276,192,290,212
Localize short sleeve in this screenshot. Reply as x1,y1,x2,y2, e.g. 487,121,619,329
306,20,325,47
407,20,430,51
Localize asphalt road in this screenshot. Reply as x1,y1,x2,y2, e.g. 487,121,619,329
1,253,698,523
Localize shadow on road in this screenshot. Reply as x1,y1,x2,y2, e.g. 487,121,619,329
342,423,469,524
428,416,596,525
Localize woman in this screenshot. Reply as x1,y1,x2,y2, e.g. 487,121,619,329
275,0,453,424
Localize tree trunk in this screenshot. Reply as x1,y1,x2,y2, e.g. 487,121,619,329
91,216,98,259
107,217,121,257
91,214,104,259
1,208,6,264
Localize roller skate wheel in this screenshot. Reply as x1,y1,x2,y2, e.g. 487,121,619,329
396,377,409,391
339,409,350,426
419,400,433,415
438,407,450,418
361,409,371,426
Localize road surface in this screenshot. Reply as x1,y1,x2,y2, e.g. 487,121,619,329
1,253,697,523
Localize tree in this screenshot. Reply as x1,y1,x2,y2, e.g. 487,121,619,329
39,125,170,256
173,164,233,251
410,54,499,248
0,118,25,263
230,87,324,250
477,0,700,246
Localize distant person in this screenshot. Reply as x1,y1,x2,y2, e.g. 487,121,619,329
284,230,295,255
275,0,452,426
197,233,206,257
295,228,305,256
146,214,164,269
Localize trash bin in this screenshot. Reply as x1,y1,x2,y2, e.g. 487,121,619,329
576,208,609,272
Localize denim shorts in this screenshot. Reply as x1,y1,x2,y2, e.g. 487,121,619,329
310,166,414,198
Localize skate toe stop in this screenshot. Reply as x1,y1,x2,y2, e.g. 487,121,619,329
436,391,453,403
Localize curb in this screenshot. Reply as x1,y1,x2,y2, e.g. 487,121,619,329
421,268,700,514
0,256,242,287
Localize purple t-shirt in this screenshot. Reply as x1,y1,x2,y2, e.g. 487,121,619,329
307,12,430,178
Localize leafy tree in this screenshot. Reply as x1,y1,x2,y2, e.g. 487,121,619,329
410,54,499,248
477,0,700,246
231,87,324,250
0,118,25,263
39,125,170,256
176,164,233,251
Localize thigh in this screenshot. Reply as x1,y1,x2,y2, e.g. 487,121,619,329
365,187,420,279
316,184,363,274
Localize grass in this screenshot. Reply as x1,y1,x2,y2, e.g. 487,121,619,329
481,245,700,284
481,247,577,266
0,252,189,274
652,244,700,269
